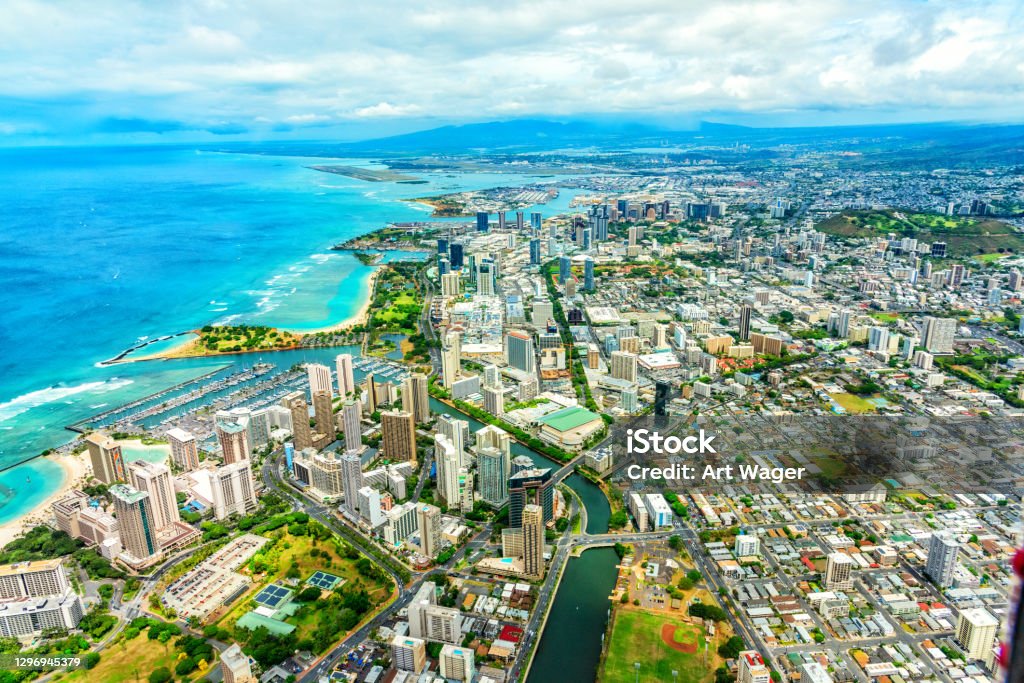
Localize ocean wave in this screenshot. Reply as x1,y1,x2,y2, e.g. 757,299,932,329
0,378,134,424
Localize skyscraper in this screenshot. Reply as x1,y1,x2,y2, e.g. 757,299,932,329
435,434,462,509
738,304,752,342
505,330,535,373
312,389,334,438
341,399,362,453
609,351,638,382
306,363,333,398
923,316,956,354
482,385,504,416
530,212,542,231
381,410,417,461
216,420,250,465
508,468,553,527
442,332,461,389
437,414,469,459
476,446,509,507
402,373,430,423
128,460,179,532
166,427,200,471
529,238,541,265
558,256,571,284
925,533,959,588
110,484,159,566
340,452,363,516
439,644,475,682
449,242,464,269
391,635,427,673
476,211,489,232
654,380,671,417
737,651,771,683
335,353,356,396
824,552,854,590
283,391,313,451
522,503,545,579
955,608,998,668
584,257,595,291
416,504,441,558
85,432,125,484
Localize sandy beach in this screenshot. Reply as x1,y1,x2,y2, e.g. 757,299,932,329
288,267,381,335
0,452,91,548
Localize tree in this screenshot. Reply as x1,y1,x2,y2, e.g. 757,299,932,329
668,535,683,551
686,569,702,583
717,636,744,659
297,586,322,603
149,668,173,683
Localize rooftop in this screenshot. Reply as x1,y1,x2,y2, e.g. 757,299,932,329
537,405,602,432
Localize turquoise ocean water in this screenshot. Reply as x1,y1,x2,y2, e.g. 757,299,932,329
0,145,583,524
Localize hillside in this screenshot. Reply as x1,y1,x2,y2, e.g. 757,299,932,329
815,209,1024,257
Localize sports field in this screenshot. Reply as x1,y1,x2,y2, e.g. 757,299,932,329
601,609,714,682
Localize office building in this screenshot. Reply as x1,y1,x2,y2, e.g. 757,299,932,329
738,304,752,342
381,410,417,462
283,392,313,451
167,427,200,471
86,432,125,484
391,635,427,673
402,373,430,423
824,553,854,590
476,211,489,232
955,608,998,668
439,644,475,682
654,380,671,416
926,533,959,588
584,257,595,291
558,256,571,284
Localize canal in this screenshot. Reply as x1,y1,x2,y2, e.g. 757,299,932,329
427,398,619,682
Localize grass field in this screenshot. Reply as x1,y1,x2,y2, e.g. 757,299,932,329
56,631,209,683
601,609,716,683
830,392,878,414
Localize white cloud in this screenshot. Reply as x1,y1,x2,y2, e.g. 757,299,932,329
0,0,1020,136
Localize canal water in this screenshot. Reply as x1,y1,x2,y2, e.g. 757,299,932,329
426,397,618,682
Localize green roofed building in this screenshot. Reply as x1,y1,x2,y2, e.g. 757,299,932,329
537,406,604,450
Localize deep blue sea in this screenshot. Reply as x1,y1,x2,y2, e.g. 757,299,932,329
0,145,582,524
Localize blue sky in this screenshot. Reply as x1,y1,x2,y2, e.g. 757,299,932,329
1,0,1022,144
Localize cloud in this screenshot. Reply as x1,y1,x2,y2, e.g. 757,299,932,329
0,0,1020,141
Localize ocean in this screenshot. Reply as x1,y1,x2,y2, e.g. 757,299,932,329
0,144,584,524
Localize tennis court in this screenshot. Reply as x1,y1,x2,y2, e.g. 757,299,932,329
254,583,293,608
307,570,343,590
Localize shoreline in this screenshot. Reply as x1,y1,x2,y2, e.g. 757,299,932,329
0,452,91,548
282,267,381,335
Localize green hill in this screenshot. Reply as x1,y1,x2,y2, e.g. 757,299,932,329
816,209,1024,257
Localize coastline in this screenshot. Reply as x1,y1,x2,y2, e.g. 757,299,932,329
284,267,381,335
0,452,91,548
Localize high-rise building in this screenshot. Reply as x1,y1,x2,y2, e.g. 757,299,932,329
505,330,535,373
654,380,671,417
341,399,362,453
0,558,70,599
339,452,364,515
437,414,469,459
476,446,509,507
609,351,638,382
283,392,313,451
166,427,200,471
583,257,595,291
51,490,119,548
306,363,333,398
449,242,464,269
408,582,461,644
522,503,545,579
955,608,998,668
738,304,752,342
925,533,959,588
738,651,771,683
416,504,441,558
211,460,258,519
86,432,125,484
508,468,553,527
402,373,430,423
128,460,179,532
824,552,854,590
381,410,417,461
335,353,356,396
531,212,542,231
312,389,334,439
216,420,250,465
0,559,82,638
391,635,427,673
439,644,475,682
734,534,761,558
923,316,956,354
558,256,571,284
219,643,254,683
110,484,160,567
357,486,385,527
476,211,489,233
529,238,541,265
442,332,461,389
441,271,461,297
435,434,462,509
482,385,504,416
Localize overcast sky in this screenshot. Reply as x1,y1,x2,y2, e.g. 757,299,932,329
1,0,1021,143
